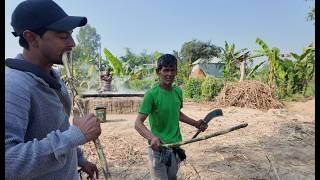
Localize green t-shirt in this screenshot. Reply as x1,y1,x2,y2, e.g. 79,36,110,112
139,84,183,144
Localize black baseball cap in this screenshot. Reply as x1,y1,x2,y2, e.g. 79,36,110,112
11,0,87,37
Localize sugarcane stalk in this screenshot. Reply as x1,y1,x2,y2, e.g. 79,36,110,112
62,52,111,179
162,123,248,148
93,138,111,178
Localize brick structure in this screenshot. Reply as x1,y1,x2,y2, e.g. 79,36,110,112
81,96,143,115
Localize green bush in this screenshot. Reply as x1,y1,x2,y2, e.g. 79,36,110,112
184,78,205,100
304,80,315,97
126,79,155,91
201,76,224,100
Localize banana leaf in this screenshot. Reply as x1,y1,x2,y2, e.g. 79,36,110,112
246,61,265,78
103,48,124,76
256,38,271,55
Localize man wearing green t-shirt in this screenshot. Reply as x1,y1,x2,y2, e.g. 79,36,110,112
135,54,208,180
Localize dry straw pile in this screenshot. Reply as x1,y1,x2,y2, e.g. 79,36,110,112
214,80,283,110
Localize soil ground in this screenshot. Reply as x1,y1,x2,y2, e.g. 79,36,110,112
80,98,315,180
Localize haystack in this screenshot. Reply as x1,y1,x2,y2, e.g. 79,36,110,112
214,80,283,110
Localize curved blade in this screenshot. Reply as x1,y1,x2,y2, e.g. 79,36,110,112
203,109,223,123
192,109,223,139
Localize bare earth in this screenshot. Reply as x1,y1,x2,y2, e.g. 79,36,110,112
80,98,315,180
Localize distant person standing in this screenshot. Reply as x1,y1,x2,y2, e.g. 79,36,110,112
5,0,101,179
100,68,113,92
134,54,208,180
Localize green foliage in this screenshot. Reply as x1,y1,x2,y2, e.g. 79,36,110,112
60,60,99,93
59,24,103,93
254,37,282,88
277,44,315,97
281,81,314,101
304,80,315,97
201,76,224,100
246,61,265,79
180,39,222,63
220,41,252,81
184,78,205,100
253,42,315,99
176,59,191,86
153,51,162,61
73,24,101,61
103,48,124,76
125,79,155,91
253,64,269,83
120,48,156,76
221,41,237,79
183,77,224,101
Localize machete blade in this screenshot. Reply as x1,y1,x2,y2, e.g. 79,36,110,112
191,109,223,139
203,109,223,123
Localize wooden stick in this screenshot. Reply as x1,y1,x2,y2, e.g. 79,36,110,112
162,123,248,148
62,54,111,179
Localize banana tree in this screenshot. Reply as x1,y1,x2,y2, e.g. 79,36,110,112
103,48,124,76
290,43,315,95
103,48,156,86
246,61,265,79
254,38,282,88
220,41,252,81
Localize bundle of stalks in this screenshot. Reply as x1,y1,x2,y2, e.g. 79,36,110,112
214,80,283,110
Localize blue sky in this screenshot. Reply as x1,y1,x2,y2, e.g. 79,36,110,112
5,0,315,60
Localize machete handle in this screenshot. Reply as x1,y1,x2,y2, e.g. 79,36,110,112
191,109,223,139
192,130,201,139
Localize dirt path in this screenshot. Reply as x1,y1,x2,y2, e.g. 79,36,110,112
80,99,315,180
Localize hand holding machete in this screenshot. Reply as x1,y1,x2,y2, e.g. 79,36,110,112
192,109,223,139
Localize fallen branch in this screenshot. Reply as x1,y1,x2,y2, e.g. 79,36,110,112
162,123,248,148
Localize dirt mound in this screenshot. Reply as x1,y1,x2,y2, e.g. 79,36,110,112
214,80,283,110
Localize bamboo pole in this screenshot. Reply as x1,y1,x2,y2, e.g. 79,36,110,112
162,123,248,148
62,52,111,179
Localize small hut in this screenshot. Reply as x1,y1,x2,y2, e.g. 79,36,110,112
189,57,224,79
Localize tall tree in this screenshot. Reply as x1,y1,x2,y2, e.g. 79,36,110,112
180,39,222,63
73,24,101,61
60,24,102,92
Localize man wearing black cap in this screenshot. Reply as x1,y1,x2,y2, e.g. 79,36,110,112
5,0,101,179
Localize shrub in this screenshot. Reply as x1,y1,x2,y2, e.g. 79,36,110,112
184,78,205,100
126,79,154,91
201,76,224,100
